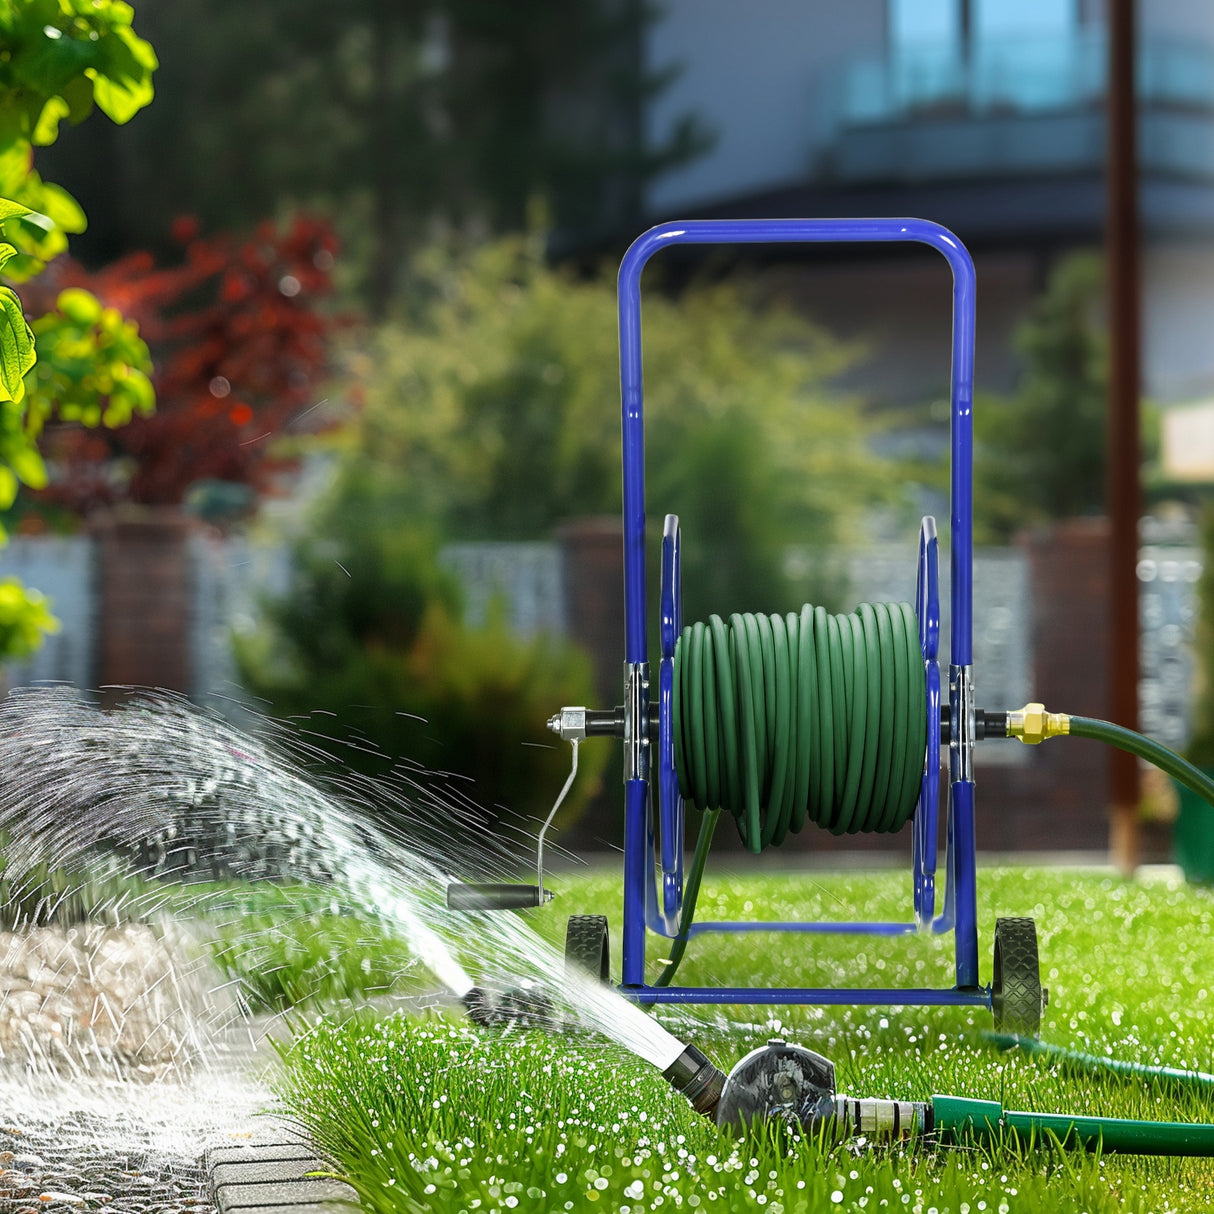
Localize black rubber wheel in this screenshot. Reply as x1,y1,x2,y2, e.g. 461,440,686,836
565,914,610,984
992,916,1044,1036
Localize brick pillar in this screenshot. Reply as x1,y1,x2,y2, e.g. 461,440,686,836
557,516,624,707
1025,517,1111,718
1018,517,1113,847
556,517,626,849
90,509,194,703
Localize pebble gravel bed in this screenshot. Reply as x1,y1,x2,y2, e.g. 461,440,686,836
0,1111,216,1213
0,922,283,1214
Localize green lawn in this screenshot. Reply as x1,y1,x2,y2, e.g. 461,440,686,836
267,865,1214,1213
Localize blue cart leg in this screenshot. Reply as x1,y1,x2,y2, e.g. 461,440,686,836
950,779,980,988
622,777,649,987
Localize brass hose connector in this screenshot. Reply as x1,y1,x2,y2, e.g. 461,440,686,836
1006,702,1070,745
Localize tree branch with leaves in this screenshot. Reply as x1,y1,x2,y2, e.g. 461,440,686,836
0,0,157,660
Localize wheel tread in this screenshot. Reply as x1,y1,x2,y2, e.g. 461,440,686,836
993,916,1043,1036
565,914,610,984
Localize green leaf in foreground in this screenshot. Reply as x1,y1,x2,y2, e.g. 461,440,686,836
0,282,34,403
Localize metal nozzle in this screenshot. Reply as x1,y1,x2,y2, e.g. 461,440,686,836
662,1043,728,1119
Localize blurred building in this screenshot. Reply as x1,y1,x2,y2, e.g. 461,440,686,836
640,0,1214,410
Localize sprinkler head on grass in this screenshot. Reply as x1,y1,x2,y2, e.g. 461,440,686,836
715,1038,837,1133
661,1038,835,1131
666,1038,930,1142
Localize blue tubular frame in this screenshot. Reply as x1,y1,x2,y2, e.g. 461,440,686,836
616,217,981,1008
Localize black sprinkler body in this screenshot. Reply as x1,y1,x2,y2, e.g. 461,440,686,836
716,1038,837,1133
670,1037,929,1141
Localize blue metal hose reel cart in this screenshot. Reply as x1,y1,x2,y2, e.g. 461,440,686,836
449,215,1047,1035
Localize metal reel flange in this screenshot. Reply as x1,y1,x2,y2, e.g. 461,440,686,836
656,512,685,933
913,515,942,926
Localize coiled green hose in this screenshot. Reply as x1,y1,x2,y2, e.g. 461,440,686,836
672,603,927,853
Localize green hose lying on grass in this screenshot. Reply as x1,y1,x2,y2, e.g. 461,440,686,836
984,1030,1214,1092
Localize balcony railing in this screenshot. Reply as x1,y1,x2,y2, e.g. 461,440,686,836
814,27,1214,187
833,28,1214,130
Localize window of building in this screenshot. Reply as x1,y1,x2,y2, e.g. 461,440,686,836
975,0,1074,38
890,0,1076,48
889,0,958,48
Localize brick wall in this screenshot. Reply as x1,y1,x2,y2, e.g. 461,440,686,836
557,517,625,707
975,519,1116,852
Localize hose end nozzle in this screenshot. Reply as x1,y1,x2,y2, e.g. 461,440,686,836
662,1043,727,1119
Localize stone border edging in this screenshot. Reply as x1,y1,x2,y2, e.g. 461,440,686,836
205,1128,359,1214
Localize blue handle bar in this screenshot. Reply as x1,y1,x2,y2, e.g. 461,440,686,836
616,217,977,673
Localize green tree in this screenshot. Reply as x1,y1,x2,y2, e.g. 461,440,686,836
238,236,893,824
347,236,890,619
974,253,1110,542
0,0,157,658
40,0,710,314
235,474,608,829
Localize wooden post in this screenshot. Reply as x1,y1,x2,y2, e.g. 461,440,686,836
91,508,193,705
1106,0,1142,875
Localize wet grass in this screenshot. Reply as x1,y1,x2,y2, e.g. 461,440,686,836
271,865,1214,1212
169,881,433,1013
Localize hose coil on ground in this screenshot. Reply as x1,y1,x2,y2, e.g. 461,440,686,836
673,604,927,853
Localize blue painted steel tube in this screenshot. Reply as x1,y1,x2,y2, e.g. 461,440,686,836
950,779,980,986
617,217,977,669
622,777,649,986
914,517,941,927
629,986,993,1008
686,920,920,937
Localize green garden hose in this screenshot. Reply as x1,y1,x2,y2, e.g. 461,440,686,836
656,602,926,988
1007,705,1214,810
654,806,720,988
1069,716,1214,808
673,604,927,852
933,1093,1214,1154
983,1031,1214,1091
